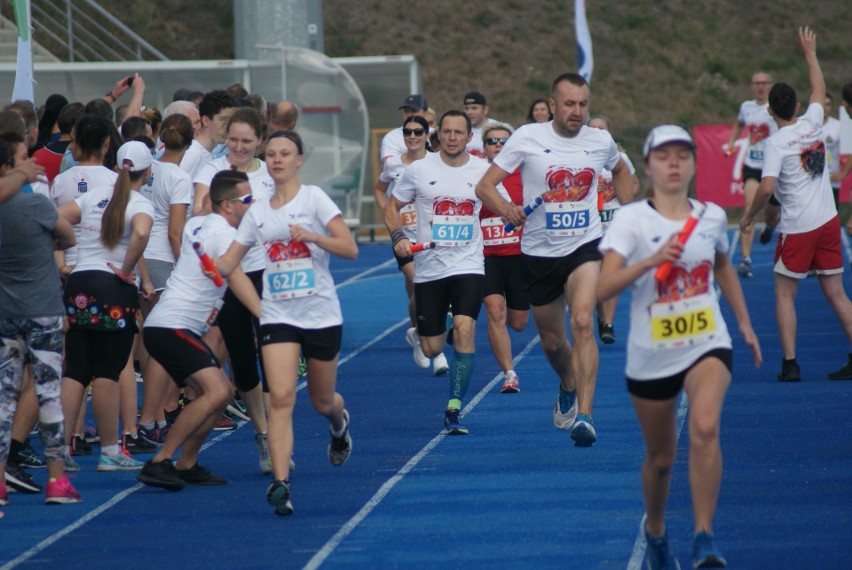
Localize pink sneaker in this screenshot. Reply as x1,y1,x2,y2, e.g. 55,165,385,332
0,480,8,505
45,475,82,504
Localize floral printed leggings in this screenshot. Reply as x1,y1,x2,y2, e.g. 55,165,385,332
0,317,65,464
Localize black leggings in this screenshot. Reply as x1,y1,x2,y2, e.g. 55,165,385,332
216,269,267,393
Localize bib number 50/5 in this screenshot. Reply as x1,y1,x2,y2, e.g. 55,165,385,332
267,257,316,300
545,202,590,237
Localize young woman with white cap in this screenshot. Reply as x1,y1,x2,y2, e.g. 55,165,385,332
58,140,154,472
597,125,762,569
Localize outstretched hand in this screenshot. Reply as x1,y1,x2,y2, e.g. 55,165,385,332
799,26,816,56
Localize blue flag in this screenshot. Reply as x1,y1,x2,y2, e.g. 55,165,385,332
575,0,593,83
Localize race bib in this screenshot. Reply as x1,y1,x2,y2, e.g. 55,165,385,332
599,201,618,231
266,257,316,300
545,201,590,237
205,297,224,326
481,216,519,247
650,293,718,349
748,149,764,162
400,203,417,230
432,215,475,247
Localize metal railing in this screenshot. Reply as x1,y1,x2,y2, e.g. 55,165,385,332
1,0,168,62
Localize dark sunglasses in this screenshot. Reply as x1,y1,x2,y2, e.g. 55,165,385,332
402,128,426,137
225,194,253,205
485,137,509,146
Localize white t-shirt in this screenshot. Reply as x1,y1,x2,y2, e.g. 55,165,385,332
141,161,192,263
392,152,487,283
71,187,154,274
144,214,234,335
737,100,778,169
597,151,636,233
824,116,841,189
194,156,275,272
494,122,621,257
235,185,344,328
51,165,118,266
762,103,836,234
600,199,732,380
180,139,212,180
380,127,407,161
380,154,420,241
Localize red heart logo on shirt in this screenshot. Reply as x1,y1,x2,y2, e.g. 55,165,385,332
656,260,712,303
543,167,595,203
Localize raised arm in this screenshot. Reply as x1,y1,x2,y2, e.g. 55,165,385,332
799,27,824,106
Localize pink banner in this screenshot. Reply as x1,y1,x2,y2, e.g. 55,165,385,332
695,123,852,207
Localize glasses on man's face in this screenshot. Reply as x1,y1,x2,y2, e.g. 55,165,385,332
752,81,772,86
225,194,253,205
402,128,426,137
485,137,509,146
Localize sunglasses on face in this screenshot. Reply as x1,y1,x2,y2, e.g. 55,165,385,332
225,194,253,205
402,128,426,137
485,137,509,146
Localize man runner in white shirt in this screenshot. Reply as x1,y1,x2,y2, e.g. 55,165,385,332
385,110,489,435
476,72,633,446
740,27,852,383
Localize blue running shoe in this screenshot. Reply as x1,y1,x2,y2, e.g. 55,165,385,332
645,529,681,570
570,413,597,447
553,390,578,430
97,450,143,471
692,532,727,568
443,409,468,435
266,479,294,516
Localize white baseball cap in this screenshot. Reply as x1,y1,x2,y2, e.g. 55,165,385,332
643,125,695,159
116,140,153,172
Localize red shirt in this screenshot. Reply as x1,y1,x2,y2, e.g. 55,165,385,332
480,168,524,256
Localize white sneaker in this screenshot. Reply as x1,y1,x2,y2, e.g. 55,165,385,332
553,391,578,430
433,353,449,376
405,327,431,369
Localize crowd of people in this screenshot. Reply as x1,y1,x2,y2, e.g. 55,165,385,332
0,24,849,569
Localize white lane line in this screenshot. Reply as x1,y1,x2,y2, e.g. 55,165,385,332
336,258,396,288
626,391,690,570
0,262,398,568
0,428,240,570
302,336,542,570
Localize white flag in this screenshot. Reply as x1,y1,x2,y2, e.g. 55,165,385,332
11,0,35,103
575,0,593,83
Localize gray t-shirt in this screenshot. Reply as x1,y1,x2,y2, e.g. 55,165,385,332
0,192,65,318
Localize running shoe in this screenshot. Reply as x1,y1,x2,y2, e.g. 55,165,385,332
433,352,449,376
758,224,775,245
71,434,93,456
297,355,308,378
828,353,852,380
328,410,352,466
405,327,431,369
0,480,7,505
5,463,42,493
123,432,158,454
137,459,185,491
82,424,99,443
598,321,615,344
692,531,727,568
570,413,597,447
443,408,468,435
553,390,578,430
736,258,753,279
45,475,82,505
256,432,273,474
223,406,246,423
138,424,167,445
500,371,520,393
645,529,681,570
213,416,238,431
266,479,294,516
226,397,251,421
777,359,801,382
64,453,81,472
16,440,46,468
176,463,228,485
97,449,144,471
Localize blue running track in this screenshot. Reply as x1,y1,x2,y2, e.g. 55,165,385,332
1,230,851,569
